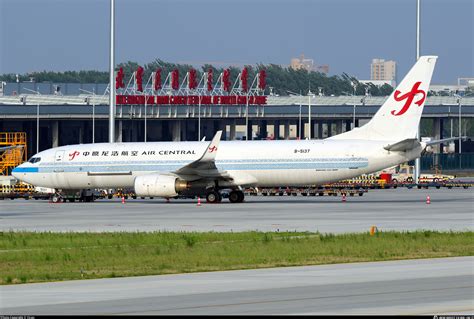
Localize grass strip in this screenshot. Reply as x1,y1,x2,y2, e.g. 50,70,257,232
1,230,472,284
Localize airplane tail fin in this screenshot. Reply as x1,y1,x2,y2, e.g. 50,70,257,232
330,56,437,141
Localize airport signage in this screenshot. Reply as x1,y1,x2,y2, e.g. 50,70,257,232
116,95,267,106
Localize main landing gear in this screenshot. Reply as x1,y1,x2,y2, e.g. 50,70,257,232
51,193,63,203
205,189,245,203
228,190,245,203
206,190,222,203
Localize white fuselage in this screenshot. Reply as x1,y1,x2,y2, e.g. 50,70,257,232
13,139,420,190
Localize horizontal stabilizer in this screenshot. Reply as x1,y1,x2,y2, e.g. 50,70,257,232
384,139,421,152
425,136,467,146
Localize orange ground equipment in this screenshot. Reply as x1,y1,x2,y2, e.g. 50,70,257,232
0,132,27,176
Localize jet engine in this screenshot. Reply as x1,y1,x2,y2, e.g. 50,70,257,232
134,174,188,197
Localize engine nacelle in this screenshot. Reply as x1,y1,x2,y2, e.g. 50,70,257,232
134,174,188,198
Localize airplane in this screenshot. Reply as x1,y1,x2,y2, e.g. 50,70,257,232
12,56,451,203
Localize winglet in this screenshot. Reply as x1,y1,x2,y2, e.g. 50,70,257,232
199,130,222,162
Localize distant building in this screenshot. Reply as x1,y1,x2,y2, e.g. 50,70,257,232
371,58,397,85
290,54,329,74
290,54,315,72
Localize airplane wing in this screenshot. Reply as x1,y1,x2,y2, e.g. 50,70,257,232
173,130,232,180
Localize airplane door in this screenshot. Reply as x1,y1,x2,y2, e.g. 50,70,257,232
52,150,69,187
55,150,65,162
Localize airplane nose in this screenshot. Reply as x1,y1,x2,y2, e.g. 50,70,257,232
11,165,20,178
11,164,29,181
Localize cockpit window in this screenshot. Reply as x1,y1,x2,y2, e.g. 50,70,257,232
28,157,41,164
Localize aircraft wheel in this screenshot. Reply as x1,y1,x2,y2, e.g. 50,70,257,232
51,195,62,203
229,190,244,203
229,190,240,203
206,190,220,203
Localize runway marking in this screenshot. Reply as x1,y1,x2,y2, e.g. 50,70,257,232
401,306,474,315
114,284,474,315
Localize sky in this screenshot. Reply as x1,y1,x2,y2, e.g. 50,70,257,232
0,0,472,84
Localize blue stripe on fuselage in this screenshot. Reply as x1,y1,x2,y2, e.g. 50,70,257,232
12,167,39,173
24,158,369,173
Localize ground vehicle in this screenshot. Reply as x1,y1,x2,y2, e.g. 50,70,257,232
390,164,415,183
388,163,454,184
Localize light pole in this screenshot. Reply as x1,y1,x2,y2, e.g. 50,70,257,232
308,90,312,139
353,104,356,129
36,102,39,153
457,96,462,168
299,94,302,139
449,104,453,138
245,92,249,140
352,81,357,129
93,88,95,143
415,0,421,184
287,90,303,139
144,90,147,142
198,93,201,141
79,88,96,143
108,0,115,143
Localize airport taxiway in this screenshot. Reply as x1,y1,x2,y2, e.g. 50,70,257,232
0,188,472,233
1,257,472,315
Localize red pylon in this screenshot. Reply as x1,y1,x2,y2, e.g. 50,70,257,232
197,197,201,206
426,195,431,204
122,196,125,204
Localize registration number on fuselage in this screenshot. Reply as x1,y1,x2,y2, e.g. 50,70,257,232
294,149,310,154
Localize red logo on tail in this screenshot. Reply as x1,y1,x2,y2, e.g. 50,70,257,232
391,82,426,116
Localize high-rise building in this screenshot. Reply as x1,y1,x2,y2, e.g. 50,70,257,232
290,54,315,72
371,58,397,84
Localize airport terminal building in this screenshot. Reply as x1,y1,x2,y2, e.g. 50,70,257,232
0,82,473,171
